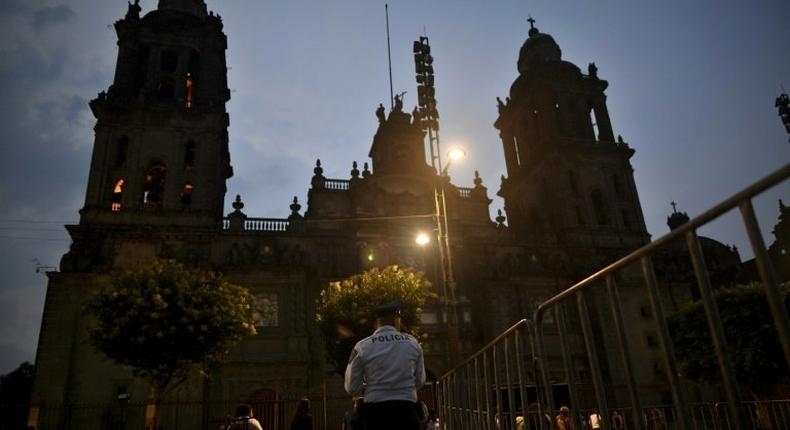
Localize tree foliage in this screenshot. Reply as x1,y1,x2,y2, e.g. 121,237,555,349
85,260,257,394
0,361,34,428
0,361,34,404
315,265,436,374
668,282,790,391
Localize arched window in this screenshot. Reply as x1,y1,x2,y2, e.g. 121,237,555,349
186,50,200,108
185,74,194,108
591,189,610,225
180,181,193,207
114,136,129,168
111,179,124,212
143,164,166,208
184,141,196,168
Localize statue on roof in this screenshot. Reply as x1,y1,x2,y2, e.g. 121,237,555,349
126,0,141,20
376,103,386,124
393,92,405,113
588,62,598,79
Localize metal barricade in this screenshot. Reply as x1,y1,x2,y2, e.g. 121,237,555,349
437,164,789,430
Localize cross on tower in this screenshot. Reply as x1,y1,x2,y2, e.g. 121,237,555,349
671,201,678,213
527,16,536,29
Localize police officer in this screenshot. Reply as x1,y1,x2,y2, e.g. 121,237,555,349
344,300,426,430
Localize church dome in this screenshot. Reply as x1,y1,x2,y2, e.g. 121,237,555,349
517,25,562,74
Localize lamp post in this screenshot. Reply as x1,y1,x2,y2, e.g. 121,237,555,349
418,147,465,367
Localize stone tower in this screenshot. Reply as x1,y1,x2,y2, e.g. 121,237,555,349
80,0,232,228
495,20,649,269
30,3,234,425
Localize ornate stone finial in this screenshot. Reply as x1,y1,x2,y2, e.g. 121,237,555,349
232,194,244,213
350,161,360,179
288,196,302,220
313,159,324,176
617,134,625,144
362,162,372,178
588,62,598,79
473,170,483,187
527,16,539,37
376,103,386,124
496,209,507,227
500,174,506,184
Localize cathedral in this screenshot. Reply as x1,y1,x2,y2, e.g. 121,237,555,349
29,1,747,429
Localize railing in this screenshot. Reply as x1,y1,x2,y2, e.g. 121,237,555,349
458,187,473,198
11,396,338,430
322,178,351,191
437,164,790,430
243,217,290,232
222,217,297,232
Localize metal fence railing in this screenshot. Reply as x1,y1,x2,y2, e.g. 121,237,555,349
437,163,790,430
6,392,347,430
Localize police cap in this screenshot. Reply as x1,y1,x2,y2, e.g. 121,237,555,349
373,300,403,317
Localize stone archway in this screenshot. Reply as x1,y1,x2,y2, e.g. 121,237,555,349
248,388,286,430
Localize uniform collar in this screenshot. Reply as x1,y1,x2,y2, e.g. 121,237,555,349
374,325,397,334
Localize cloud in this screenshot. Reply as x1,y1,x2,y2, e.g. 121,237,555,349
30,4,76,30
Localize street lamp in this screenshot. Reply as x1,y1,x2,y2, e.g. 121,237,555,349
436,147,465,366
415,232,431,246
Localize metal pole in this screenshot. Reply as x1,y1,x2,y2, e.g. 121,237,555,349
576,290,611,430
505,337,517,430
685,230,746,429
440,183,462,365
641,256,692,430
533,314,556,424
385,4,394,110
605,275,644,430
740,200,790,366
556,304,582,430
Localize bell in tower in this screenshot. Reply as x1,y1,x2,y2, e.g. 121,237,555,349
80,0,232,228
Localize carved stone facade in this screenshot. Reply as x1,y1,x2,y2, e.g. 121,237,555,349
31,3,743,429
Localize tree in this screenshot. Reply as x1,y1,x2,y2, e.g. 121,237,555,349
668,282,790,395
0,361,34,428
85,260,256,429
315,265,436,375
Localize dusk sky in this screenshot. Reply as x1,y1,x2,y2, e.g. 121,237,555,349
0,0,788,374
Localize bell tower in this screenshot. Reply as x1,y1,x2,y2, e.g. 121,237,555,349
496,20,649,262
80,0,232,228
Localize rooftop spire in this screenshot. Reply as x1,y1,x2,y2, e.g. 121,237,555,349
527,16,539,37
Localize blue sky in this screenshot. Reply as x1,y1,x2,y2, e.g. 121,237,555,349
0,0,788,374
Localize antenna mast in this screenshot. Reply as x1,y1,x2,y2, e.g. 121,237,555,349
386,5,394,110
414,35,442,172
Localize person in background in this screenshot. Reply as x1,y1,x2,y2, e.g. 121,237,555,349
289,398,312,430
226,404,263,430
342,397,364,430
